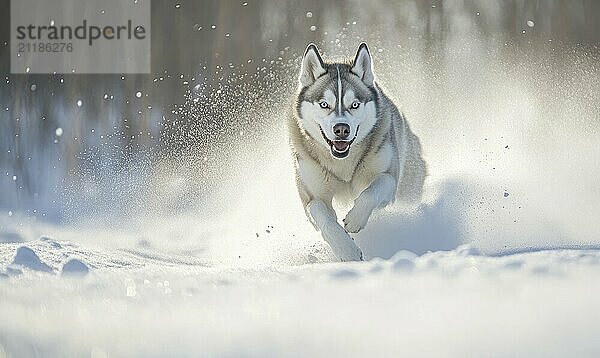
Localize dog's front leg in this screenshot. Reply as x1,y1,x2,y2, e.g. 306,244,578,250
344,173,396,233
307,200,363,261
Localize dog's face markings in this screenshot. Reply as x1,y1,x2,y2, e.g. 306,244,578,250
298,43,377,159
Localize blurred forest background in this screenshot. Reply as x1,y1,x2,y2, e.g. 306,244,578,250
0,0,599,222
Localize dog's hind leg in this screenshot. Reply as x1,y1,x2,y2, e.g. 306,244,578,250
307,200,363,261
343,173,396,233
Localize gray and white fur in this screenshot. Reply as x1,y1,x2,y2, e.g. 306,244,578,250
287,43,426,261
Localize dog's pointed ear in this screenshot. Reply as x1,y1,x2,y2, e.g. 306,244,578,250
351,42,374,86
299,43,326,88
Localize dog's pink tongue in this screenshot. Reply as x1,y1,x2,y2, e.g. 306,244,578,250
333,141,349,151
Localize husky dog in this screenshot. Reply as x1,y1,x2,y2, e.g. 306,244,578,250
287,43,426,261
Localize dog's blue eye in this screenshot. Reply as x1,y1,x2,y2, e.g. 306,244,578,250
319,101,329,109
350,101,360,109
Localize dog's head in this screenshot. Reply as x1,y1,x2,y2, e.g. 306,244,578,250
295,43,378,159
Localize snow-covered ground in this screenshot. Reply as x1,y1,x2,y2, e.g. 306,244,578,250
2,236,600,357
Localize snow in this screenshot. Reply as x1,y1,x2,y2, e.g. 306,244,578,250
61,258,89,276
1,237,600,356
10,246,53,273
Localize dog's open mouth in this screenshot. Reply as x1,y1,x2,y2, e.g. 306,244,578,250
319,126,359,159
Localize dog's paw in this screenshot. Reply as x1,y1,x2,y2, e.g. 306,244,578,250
343,205,371,233
336,242,364,262
321,225,363,262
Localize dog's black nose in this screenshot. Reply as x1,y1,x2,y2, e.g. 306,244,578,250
333,123,351,139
